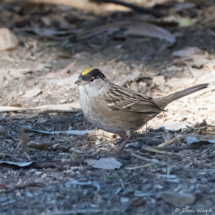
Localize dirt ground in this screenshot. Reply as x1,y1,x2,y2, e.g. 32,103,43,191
1,0,215,214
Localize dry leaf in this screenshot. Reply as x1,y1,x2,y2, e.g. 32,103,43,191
172,47,203,57
124,22,176,43
46,58,78,77
85,158,122,170
0,161,32,167
172,47,215,83
17,27,74,37
77,21,129,40
0,28,18,51
22,88,42,98
22,128,92,136
164,121,191,131
153,76,165,86
161,191,195,207
165,77,195,89
77,22,175,42
28,141,56,150
119,70,141,86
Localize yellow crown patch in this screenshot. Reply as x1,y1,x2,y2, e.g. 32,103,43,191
82,68,93,76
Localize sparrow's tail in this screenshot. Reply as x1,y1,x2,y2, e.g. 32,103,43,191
154,83,209,109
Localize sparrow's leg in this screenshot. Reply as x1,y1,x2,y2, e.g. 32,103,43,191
117,134,127,145
119,131,133,153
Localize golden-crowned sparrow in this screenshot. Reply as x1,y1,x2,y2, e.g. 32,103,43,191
75,68,209,153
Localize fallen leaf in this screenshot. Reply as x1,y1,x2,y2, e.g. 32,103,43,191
0,161,32,167
28,141,56,150
161,191,195,207
22,88,42,98
0,28,18,51
22,128,92,136
34,64,52,72
77,21,129,40
9,69,25,79
172,47,203,57
165,77,195,89
124,22,176,43
85,157,122,170
46,58,78,77
10,99,22,108
172,47,215,83
17,27,74,37
153,76,165,86
77,21,175,42
119,70,141,86
164,121,191,131
10,103,22,108
0,69,12,83
41,16,51,26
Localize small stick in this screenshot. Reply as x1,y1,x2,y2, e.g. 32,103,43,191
141,145,175,156
158,134,184,147
130,153,167,165
125,163,153,170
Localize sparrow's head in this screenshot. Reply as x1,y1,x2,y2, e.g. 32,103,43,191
75,68,107,86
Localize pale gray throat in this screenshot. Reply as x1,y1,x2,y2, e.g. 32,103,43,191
80,79,108,97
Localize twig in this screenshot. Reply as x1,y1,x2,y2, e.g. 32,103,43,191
158,134,184,147
130,153,167,165
141,145,176,156
125,173,138,182
11,181,45,190
125,163,153,170
91,0,164,18
30,159,84,169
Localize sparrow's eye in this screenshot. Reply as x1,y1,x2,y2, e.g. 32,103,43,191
90,77,95,82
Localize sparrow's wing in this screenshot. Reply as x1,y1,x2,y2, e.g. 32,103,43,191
103,84,162,114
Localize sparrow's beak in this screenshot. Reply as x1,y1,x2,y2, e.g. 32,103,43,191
75,77,85,85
